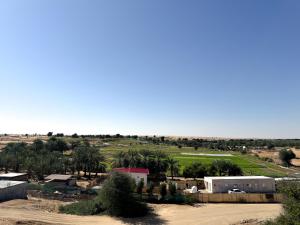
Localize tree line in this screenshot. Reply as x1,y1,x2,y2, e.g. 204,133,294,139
0,138,105,180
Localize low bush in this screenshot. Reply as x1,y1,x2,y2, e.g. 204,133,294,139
59,199,104,215
26,183,43,191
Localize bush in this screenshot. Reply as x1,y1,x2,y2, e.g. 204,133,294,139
99,171,148,217
263,181,300,225
59,199,103,215
136,179,144,196
169,183,176,196
159,183,167,199
26,183,42,191
146,181,154,197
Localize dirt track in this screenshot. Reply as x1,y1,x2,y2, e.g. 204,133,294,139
0,199,281,225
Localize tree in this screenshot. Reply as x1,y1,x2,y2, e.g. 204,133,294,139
73,143,104,178
72,133,79,138
183,162,207,179
210,160,243,176
279,149,296,167
2,142,27,172
46,137,68,152
47,132,53,137
166,157,179,180
99,172,148,217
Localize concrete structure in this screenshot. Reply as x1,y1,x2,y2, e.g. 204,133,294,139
204,176,275,193
44,174,76,187
0,173,28,181
0,181,27,201
113,168,149,186
190,192,283,203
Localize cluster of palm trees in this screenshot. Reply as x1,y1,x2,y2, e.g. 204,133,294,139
112,149,180,179
0,139,106,180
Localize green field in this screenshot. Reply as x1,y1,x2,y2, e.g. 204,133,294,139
80,137,290,177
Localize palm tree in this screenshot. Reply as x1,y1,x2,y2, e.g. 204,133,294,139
166,157,179,180
112,151,126,168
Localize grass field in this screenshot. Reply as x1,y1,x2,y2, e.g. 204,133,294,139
0,136,292,177
94,138,290,177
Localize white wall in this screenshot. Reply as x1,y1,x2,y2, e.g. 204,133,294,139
127,172,147,186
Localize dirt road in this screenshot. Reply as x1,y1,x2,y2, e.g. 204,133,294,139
0,200,281,225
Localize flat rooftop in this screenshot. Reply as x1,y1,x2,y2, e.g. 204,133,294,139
204,176,274,181
0,181,26,189
0,173,27,178
45,174,73,181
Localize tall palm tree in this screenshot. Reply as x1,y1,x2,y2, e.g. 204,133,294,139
166,157,179,180
112,151,126,168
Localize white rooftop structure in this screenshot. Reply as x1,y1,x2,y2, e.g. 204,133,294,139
0,173,27,178
0,181,26,189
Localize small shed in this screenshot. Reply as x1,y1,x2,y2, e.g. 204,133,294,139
0,173,28,181
204,176,276,193
113,168,149,186
0,181,27,201
44,174,76,187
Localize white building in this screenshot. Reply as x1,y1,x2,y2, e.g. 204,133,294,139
0,181,27,201
113,168,149,186
204,176,276,193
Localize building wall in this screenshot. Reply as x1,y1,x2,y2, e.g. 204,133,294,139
0,183,27,201
205,178,275,193
0,175,28,181
189,193,283,203
127,172,147,186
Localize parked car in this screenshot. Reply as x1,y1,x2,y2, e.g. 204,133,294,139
228,189,246,194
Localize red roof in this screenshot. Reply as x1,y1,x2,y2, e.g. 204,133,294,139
113,168,149,174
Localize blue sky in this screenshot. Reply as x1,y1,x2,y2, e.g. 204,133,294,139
0,1,299,138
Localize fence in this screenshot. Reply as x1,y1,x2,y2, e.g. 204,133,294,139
190,193,283,203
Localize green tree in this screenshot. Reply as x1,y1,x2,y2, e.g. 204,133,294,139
166,157,180,180
279,149,296,167
99,172,148,217
2,142,27,172
183,162,207,179
46,137,68,152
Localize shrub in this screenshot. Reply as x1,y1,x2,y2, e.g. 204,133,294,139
263,181,300,225
136,179,144,196
159,183,167,200
59,199,103,215
26,183,42,191
146,181,154,197
169,183,177,196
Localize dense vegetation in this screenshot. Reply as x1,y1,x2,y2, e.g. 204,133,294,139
182,160,243,179
264,181,300,225
0,138,105,180
60,172,148,217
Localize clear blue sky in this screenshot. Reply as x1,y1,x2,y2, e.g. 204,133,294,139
0,0,299,138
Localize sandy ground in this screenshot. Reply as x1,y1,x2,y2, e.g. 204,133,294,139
0,199,281,225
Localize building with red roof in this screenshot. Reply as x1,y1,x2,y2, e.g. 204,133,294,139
112,167,149,186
